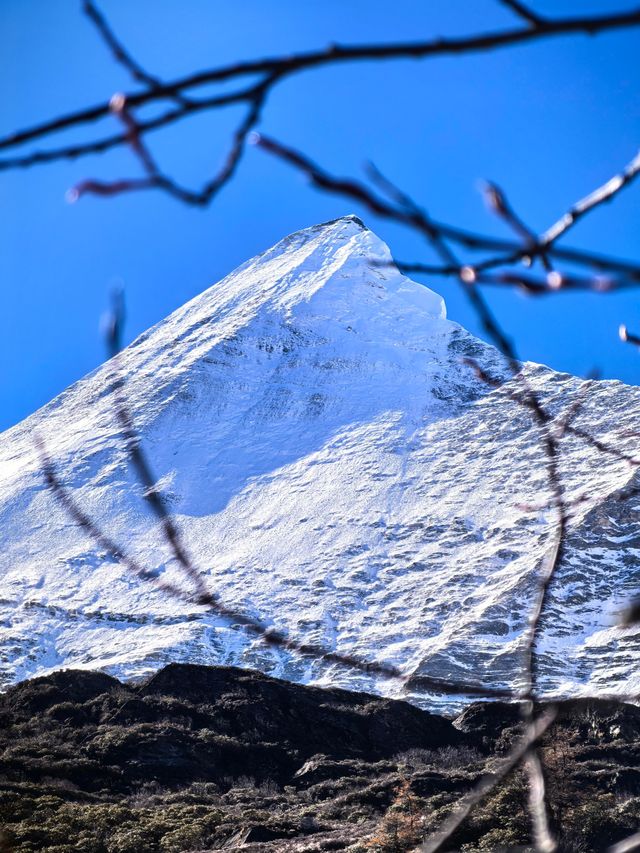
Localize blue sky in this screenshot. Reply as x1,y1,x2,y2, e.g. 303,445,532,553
2,0,639,430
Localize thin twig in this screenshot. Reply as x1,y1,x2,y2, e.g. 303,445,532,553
419,708,558,852
620,325,640,347
609,829,640,853
3,7,640,154
68,80,272,205
498,0,547,27
396,262,639,295
35,436,195,605
525,747,557,852
542,149,640,247
482,180,553,271
83,0,192,106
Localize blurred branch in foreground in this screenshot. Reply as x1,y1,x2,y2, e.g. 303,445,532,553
1,3,640,210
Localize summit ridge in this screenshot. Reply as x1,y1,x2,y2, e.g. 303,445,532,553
0,218,638,709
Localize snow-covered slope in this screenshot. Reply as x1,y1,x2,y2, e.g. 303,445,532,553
1,215,639,708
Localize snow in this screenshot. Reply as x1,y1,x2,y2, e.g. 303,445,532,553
1,215,639,710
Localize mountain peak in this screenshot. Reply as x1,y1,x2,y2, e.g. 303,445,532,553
196,213,446,321
302,213,368,231
2,219,639,710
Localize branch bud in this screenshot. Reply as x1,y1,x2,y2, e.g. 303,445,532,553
547,271,563,289
460,265,477,284
109,92,127,113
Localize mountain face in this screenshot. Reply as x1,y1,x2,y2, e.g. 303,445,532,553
1,215,639,709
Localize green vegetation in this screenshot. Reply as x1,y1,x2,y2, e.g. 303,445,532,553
1,666,639,851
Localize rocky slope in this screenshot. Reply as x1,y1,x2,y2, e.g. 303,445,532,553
0,215,639,707
2,664,640,852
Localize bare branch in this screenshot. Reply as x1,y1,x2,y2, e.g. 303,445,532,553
35,435,195,605
397,263,640,298
0,84,263,173
364,161,457,267
419,708,558,852
542,148,640,247
498,0,547,27
68,81,271,205
83,0,192,107
462,357,573,853
396,260,640,290
609,829,640,853
482,179,553,271
620,324,640,347
565,424,640,467
2,7,640,154
463,359,567,698
525,750,557,853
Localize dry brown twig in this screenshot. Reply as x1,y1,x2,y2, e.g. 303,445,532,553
482,179,553,272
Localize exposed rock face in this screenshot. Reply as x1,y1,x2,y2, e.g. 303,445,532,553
0,215,639,707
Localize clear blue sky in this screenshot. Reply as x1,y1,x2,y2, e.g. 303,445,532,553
2,0,639,431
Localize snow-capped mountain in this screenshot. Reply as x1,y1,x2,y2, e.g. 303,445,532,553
1,215,639,709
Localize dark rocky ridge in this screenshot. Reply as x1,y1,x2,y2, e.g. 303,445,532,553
1,664,640,851
1,663,462,794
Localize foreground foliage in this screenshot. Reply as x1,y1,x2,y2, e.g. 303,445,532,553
1,665,639,851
